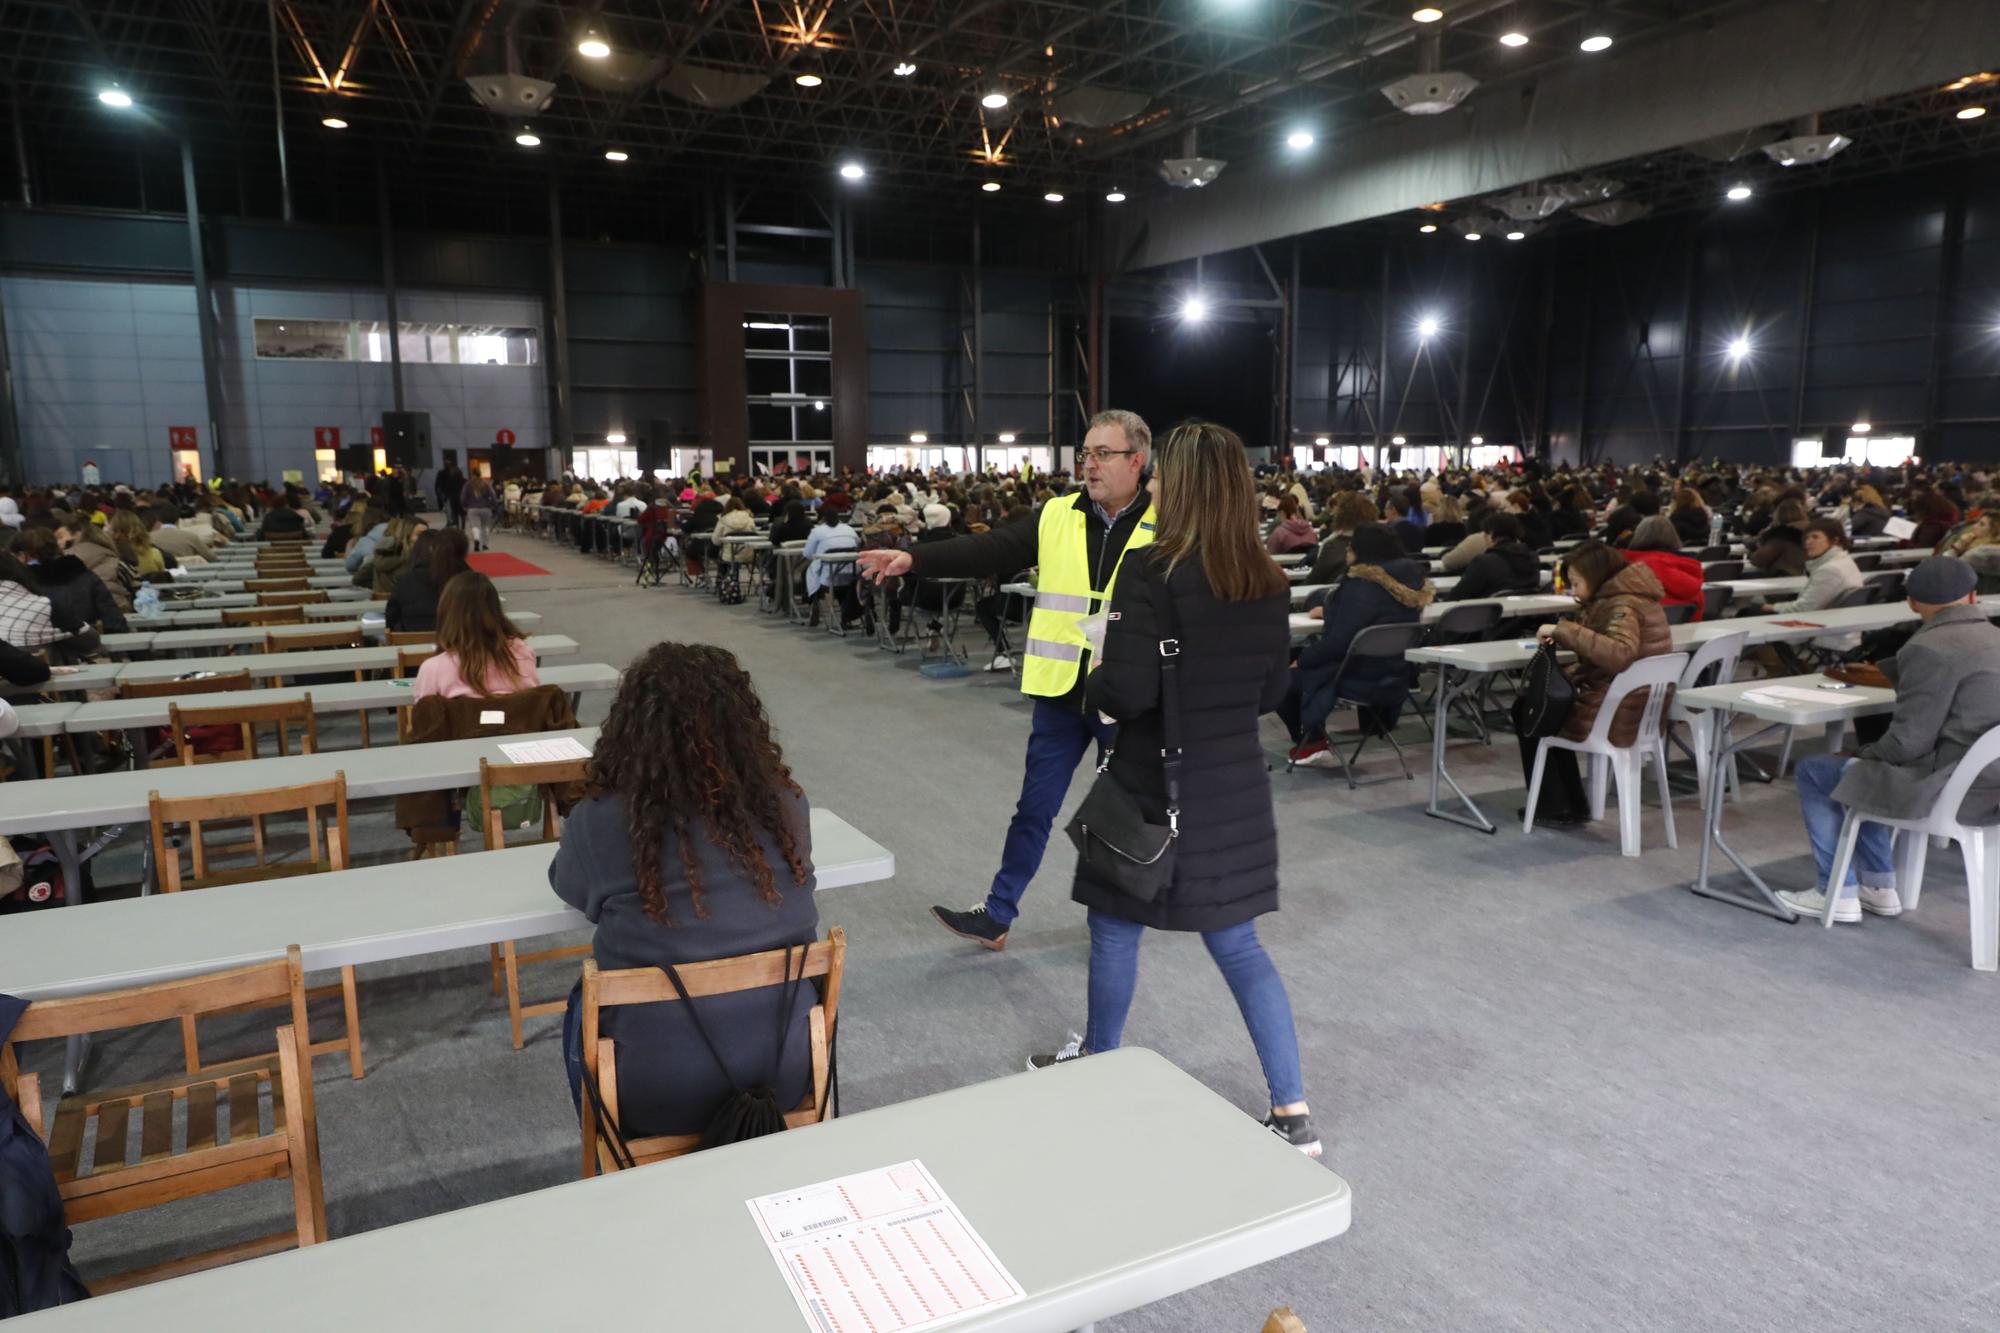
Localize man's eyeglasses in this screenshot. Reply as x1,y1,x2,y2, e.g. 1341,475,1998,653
1080,447,1138,464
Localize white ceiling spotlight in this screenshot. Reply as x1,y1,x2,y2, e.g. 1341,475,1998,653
322,116,348,129
1412,7,1445,22
1727,335,1752,361
98,85,134,109
1851,421,1872,434
1958,105,1988,121
981,181,1001,192
605,432,627,444
795,72,823,87
893,61,917,77
1286,129,1316,151
1579,30,1613,52
1463,230,1483,240
1104,188,1127,203
604,149,629,161
839,161,866,180
1419,222,1439,233
998,432,1016,443
981,91,1010,109
1314,436,1331,446
1044,190,1065,203
514,125,541,147
1470,435,1485,445
1499,31,1529,47
576,27,611,59
1505,230,1526,241
1391,435,1408,446
1725,183,1754,201
909,432,929,444
1182,293,1209,322
1418,316,1441,338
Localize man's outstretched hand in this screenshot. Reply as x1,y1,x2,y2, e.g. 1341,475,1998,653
857,549,913,584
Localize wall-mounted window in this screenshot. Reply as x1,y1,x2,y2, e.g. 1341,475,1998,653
744,313,833,446
254,318,539,365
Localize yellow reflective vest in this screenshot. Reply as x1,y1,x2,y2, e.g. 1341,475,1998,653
1020,493,1156,698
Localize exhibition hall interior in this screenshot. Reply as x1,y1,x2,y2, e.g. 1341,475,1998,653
2,2,1999,1330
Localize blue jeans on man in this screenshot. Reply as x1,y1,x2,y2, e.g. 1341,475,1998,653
984,699,1116,925
1795,752,1896,896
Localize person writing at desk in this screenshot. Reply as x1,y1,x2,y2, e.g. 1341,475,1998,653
857,410,1156,951
1780,557,2000,923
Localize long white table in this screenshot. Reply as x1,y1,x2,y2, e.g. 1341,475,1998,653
99,610,543,655
1676,673,1897,921
12,1048,1348,1333
112,634,577,686
129,600,390,628
0,809,891,1002
158,588,372,610
175,572,351,589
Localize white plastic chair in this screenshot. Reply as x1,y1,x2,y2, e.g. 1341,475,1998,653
1823,724,2000,970
1524,652,1689,857
1668,631,1748,804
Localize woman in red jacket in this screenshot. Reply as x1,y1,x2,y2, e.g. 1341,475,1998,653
1621,516,1704,620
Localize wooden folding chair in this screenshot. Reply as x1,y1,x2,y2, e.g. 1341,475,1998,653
257,590,328,607
477,755,591,1049
243,577,308,592
393,646,439,741
261,628,371,745
253,562,309,578
0,945,327,1293
223,606,306,628
580,928,845,1177
119,669,254,701
167,696,317,766
384,630,433,645
149,775,365,1079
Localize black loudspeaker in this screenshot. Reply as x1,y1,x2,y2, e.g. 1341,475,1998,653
637,419,672,471
381,411,431,466
335,444,372,472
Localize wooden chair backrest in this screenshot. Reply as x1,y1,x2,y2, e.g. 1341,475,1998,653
262,530,309,543
149,774,350,890
167,695,317,764
581,927,845,1172
223,606,306,627
384,630,433,645
119,669,253,701
265,629,365,653
478,755,590,849
395,646,438,678
1,947,305,1051
244,577,308,592
257,590,328,607
254,561,310,576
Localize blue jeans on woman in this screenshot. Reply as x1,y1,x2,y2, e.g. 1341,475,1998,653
1084,910,1306,1108
1796,752,1896,896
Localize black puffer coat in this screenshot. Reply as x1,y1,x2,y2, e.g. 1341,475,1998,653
1075,548,1290,932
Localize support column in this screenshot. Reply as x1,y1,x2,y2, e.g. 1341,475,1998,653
1671,228,1702,464
1375,243,1391,462
376,159,404,412
1789,193,1822,439
0,276,21,487
724,174,738,282
971,214,984,462
1923,184,1967,449
546,171,573,464
1281,241,1298,457
1453,254,1474,456
180,139,228,480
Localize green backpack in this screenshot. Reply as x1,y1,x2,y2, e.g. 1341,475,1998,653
464,781,543,834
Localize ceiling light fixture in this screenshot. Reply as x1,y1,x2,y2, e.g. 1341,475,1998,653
1499,31,1529,47
893,61,917,77
1419,223,1438,233
1315,436,1331,446
1505,230,1526,241
577,28,611,59
1958,105,1988,120
982,92,1009,109
795,72,823,87
998,432,1017,443
1182,294,1209,321
1727,335,1751,360
839,162,865,180
604,149,628,161
1412,7,1445,22
1726,183,1753,201
1286,129,1315,150
515,128,541,147
981,181,1001,192
1044,191,1064,202
1392,435,1408,446
321,116,348,129
1580,33,1613,52
814,401,826,411
1463,230,1482,241
1105,189,1126,203
98,86,133,109
605,432,627,444
1851,421,1872,434
1418,316,1441,338
910,432,929,444
1471,435,1485,445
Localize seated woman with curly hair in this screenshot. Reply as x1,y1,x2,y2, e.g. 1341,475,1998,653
554,642,820,1135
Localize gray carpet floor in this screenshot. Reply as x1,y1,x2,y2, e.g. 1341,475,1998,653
28,524,2000,1331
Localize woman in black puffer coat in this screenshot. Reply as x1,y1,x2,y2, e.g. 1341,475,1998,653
1031,420,1323,1160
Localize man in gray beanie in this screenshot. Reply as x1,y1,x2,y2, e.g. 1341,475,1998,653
1781,555,2000,924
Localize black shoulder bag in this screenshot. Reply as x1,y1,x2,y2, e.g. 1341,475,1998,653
1515,642,1575,739
581,943,829,1166
1062,589,1184,903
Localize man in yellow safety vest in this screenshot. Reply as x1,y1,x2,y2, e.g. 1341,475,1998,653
858,410,1156,951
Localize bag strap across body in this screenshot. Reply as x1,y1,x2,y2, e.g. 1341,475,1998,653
1155,582,1186,839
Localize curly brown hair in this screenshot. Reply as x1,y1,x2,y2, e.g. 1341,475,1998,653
588,642,809,924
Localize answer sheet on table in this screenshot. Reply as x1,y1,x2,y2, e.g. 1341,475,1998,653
748,1159,1024,1333
497,736,593,763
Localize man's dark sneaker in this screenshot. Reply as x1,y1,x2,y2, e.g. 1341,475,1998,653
1027,1032,1087,1071
930,902,1009,950
1263,1111,1323,1159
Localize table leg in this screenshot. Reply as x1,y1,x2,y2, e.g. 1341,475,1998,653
1422,666,1496,834
1688,715,1800,921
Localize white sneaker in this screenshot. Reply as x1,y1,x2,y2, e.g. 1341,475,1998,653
985,654,1013,672
1027,1032,1087,1071
1777,888,1862,923
1857,885,1903,917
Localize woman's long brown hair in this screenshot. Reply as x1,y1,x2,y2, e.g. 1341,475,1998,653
433,571,527,696
588,643,809,923
1151,420,1288,602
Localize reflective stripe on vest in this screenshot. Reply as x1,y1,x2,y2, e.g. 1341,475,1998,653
1019,493,1156,698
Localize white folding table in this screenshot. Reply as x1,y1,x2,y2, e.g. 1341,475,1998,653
10,1048,1348,1333
113,634,577,686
